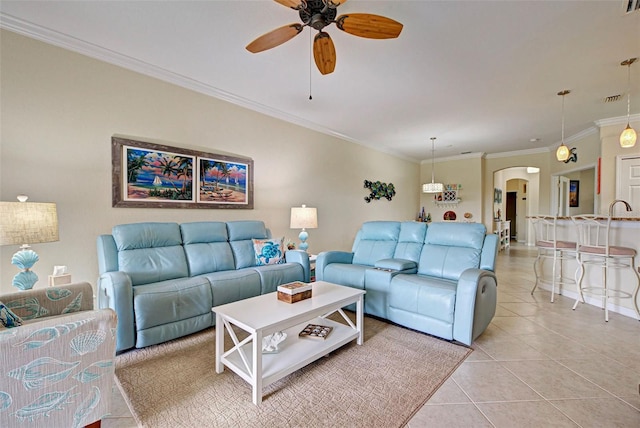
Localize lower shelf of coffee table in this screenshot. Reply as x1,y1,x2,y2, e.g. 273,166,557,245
222,316,359,387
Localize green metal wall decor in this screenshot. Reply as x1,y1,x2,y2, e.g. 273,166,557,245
364,180,396,203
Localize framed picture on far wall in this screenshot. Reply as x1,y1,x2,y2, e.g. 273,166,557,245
569,180,579,207
112,136,254,209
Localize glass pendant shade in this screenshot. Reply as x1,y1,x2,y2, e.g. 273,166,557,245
620,124,637,148
556,144,570,162
422,182,444,193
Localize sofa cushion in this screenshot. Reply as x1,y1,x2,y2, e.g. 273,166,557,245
253,238,285,266
352,221,401,266
394,221,427,262
180,221,228,244
113,222,182,250
390,274,457,324
119,246,189,285
184,243,235,276
418,222,485,281
252,263,304,294
323,264,368,290
203,269,262,307
228,221,269,269
133,277,212,330
114,222,189,285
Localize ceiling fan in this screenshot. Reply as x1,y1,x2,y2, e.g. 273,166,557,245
246,0,403,75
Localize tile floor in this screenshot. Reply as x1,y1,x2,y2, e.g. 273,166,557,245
104,243,640,427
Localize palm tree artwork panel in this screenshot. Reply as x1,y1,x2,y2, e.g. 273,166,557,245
112,137,254,209
125,146,194,202
198,158,249,205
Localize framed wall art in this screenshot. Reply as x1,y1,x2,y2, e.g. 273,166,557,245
569,180,579,207
112,137,254,209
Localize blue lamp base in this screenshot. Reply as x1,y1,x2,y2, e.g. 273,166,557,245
11,249,39,290
298,229,309,252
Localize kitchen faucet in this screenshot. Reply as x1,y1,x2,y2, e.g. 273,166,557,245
608,199,632,217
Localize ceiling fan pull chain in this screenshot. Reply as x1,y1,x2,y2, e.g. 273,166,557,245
309,30,313,100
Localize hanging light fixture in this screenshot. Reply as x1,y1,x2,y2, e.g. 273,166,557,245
556,90,571,162
422,137,444,193
620,57,637,148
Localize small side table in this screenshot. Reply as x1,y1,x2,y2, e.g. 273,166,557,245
309,254,317,282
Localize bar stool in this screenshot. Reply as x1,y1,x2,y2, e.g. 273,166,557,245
572,215,640,321
530,215,577,303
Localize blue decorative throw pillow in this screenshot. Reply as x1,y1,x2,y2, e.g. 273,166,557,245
0,301,23,328
253,238,285,266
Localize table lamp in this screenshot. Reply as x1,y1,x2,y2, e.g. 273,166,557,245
0,195,59,290
290,204,318,252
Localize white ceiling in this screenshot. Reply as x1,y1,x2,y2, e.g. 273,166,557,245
1,0,639,162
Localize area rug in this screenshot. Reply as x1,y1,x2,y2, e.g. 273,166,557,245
115,316,471,428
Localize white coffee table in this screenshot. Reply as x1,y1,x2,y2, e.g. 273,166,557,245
212,281,365,405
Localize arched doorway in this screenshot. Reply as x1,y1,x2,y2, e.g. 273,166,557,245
493,167,540,246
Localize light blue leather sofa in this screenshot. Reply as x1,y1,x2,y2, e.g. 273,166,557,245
316,221,498,345
97,220,310,352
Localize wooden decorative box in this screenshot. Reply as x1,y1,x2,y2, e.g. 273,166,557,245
277,281,312,303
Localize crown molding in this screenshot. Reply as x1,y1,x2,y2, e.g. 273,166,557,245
594,113,640,127
484,147,549,159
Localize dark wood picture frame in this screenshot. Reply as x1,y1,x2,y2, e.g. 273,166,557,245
569,180,579,208
112,137,254,209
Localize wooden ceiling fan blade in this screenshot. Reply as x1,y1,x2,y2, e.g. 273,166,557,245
313,32,336,75
274,0,303,9
336,13,403,39
246,24,303,53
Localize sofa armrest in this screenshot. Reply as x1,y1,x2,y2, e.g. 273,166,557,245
284,250,312,282
1,282,94,321
0,308,117,427
452,269,497,346
374,258,417,273
98,271,135,352
315,251,354,281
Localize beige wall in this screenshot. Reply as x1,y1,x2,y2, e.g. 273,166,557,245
0,31,420,292
419,155,483,223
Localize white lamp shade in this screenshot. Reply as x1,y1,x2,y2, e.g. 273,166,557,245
0,202,59,246
422,182,444,193
620,125,637,148
290,205,318,229
556,144,570,162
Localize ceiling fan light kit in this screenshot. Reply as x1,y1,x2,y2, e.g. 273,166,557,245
620,57,637,148
247,0,403,75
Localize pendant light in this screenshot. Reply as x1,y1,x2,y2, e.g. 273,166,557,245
422,137,444,193
555,90,571,162
620,58,637,148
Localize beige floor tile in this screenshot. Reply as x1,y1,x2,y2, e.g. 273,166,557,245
557,359,640,397
465,348,494,362
550,397,640,427
452,361,542,402
475,337,549,361
495,305,519,317
490,316,552,336
516,333,601,360
425,378,470,404
408,403,492,428
497,302,544,317
501,360,611,399
109,382,134,418
476,400,579,427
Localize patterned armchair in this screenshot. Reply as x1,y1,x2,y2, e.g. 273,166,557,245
0,282,117,427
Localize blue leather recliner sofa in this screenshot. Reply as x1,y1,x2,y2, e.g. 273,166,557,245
316,221,498,345
97,220,310,352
